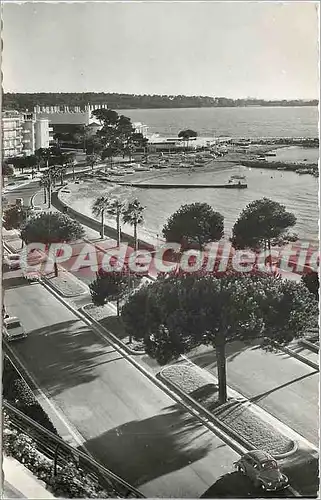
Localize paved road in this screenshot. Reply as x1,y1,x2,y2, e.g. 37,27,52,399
187,341,319,447
3,181,40,206
3,276,241,498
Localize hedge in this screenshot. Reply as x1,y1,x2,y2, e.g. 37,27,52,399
3,419,118,498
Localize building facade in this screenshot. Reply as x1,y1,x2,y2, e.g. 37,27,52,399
2,111,53,158
33,104,110,126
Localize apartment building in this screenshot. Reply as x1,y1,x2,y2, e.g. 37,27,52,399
2,111,53,158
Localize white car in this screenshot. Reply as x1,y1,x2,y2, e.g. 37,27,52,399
3,254,21,270
3,317,27,342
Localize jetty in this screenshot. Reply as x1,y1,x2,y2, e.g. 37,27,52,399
111,181,247,189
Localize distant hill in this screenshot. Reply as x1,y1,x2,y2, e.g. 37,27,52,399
3,92,318,111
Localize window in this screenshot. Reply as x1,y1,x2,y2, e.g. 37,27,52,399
6,321,22,329
261,460,277,470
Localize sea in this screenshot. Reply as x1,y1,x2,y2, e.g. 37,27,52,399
118,106,319,139
69,106,319,245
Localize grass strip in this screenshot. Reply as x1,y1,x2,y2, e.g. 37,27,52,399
161,363,294,455
45,272,87,297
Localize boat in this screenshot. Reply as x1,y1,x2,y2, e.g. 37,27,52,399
277,166,287,170
229,174,246,181
227,174,247,188
296,168,310,175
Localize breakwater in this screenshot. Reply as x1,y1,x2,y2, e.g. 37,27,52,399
108,181,248,189
240,160,318,172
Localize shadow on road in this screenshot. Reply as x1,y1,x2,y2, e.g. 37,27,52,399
250,370,319,403
2,275,28,291
83,402,217,487
280,443,319,498
187,340,261,372
11,319,120,397
200,470,295,498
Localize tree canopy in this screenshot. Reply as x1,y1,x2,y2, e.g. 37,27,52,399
90,268,141,315
178,129,198,140
231,198,297,251
2,163,14,177
20,212,85,245
3,205,32,230
4,92,317,111
162,203,224,249
122,273,318,403
301,271,319,301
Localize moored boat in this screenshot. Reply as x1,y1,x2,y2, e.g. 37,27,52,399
227,174,247,188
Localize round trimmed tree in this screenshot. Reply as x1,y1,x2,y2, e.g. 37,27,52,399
162,203,224,249
20,212,85,276
231,198,297,251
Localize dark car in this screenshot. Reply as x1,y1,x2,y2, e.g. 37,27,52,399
234,450,289,491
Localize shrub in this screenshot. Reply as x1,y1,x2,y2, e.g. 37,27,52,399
3,358,58,435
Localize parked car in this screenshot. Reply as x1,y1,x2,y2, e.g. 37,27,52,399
234,450,289,491
3,253,21,270
23,271,41,283
3,316,27,342
31,206,43,214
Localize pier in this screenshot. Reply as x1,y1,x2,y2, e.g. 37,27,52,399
111,181,248,189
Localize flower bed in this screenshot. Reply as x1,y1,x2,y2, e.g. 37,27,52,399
44,271,87,297
84,303,145,352
160,363,294,456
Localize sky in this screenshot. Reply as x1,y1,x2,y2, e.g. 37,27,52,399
2,1,320,99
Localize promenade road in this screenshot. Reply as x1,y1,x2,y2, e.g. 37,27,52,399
3,276,239,498
188,341,319,446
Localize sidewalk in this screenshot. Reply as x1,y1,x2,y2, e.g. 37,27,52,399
2,455,54,499
31,188,103,242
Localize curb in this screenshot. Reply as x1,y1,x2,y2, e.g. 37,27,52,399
299,338,319,353
157,368,297,460
270,340,319,371
38,279,253,459
80,305,146,356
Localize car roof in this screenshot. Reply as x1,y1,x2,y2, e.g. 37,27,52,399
5,316,20,324
246,450,274,462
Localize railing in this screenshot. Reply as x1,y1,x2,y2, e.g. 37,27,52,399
3,401,145,498
3,352,144,498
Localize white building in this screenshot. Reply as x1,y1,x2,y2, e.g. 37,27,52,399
2,111,53,158
133,122,149,137
33,104,110,126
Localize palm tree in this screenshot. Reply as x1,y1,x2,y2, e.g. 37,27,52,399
92,196,110,238
122,199,145,251
106,199,125,246
86,153,100,171
40,172,52,207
